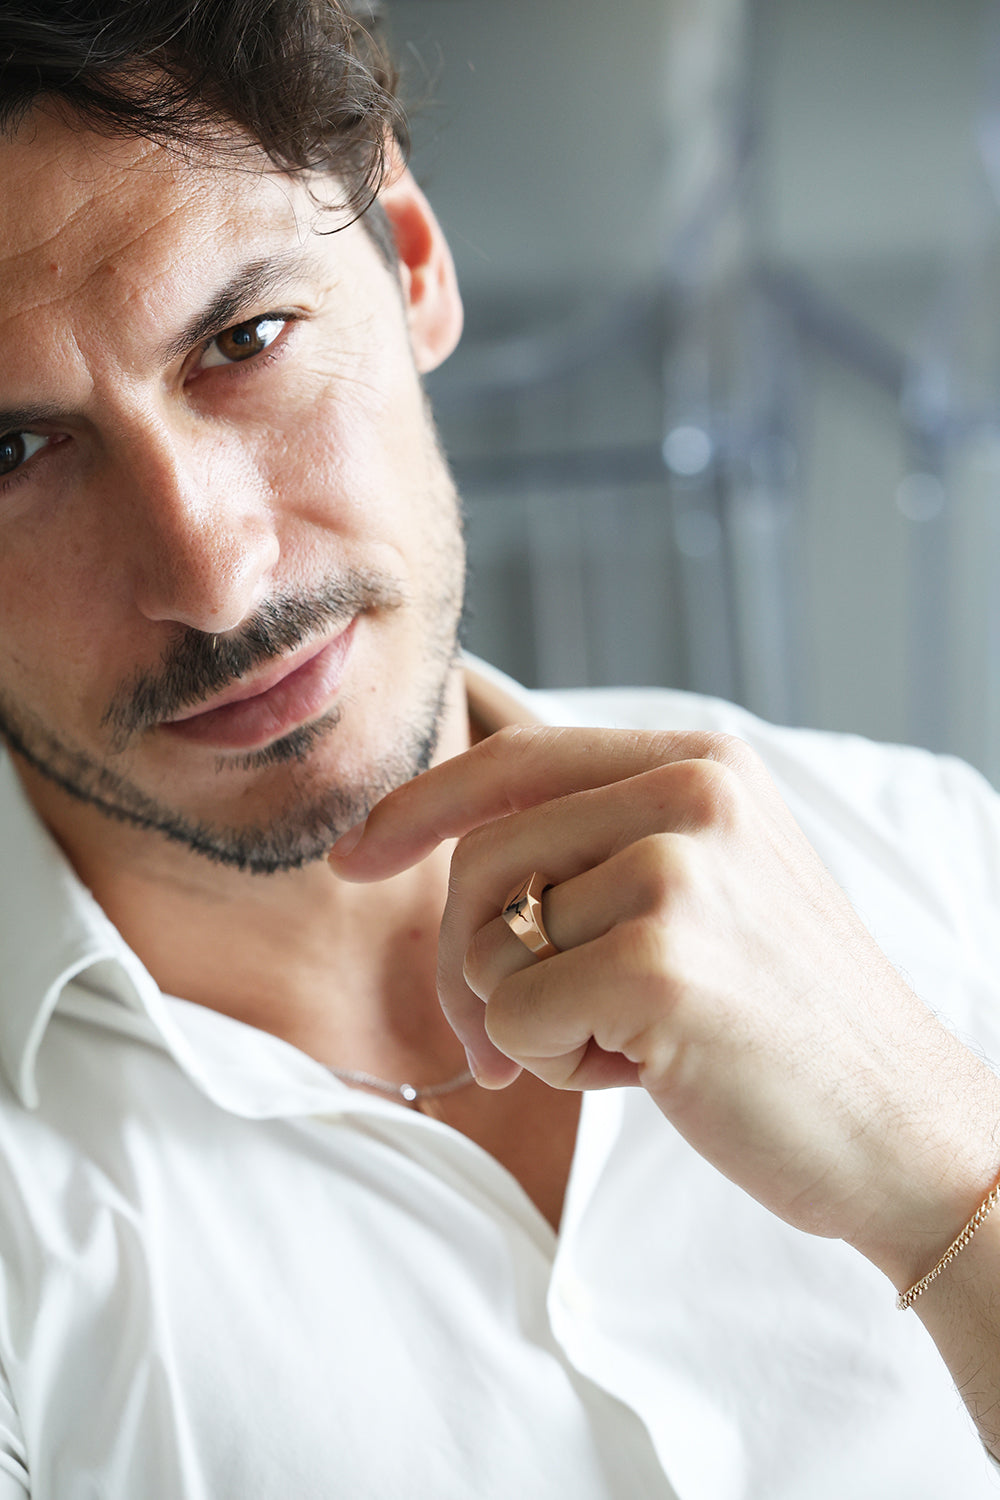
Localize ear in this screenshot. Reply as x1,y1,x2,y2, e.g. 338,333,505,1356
377,163,463,373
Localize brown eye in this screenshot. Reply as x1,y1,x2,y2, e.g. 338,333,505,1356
201,316,286,369
0,431,45,478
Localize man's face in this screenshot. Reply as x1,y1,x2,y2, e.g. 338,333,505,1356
0,113,466,872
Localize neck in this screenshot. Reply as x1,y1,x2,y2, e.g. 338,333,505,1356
11,668,585,1233
13,685,476,1086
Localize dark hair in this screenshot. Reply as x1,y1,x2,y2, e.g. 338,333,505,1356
0,1,408,226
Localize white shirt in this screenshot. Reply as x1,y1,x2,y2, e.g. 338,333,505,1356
0,660,999,1499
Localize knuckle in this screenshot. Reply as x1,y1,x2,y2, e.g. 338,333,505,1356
475,723,563,815
483,722,535,758
596,921,696,1078
593,923,689,1078
654,752,748,833
478,720,576,768
703,730,757,770
447,837,476,893
478,723,554,777
653,728,756,772
604,913,679,995
448,818,502,887
617,834,690,916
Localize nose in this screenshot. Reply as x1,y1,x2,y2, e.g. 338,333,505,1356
118,422,280,634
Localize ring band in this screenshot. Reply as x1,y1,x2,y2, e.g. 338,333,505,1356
501,872,560,959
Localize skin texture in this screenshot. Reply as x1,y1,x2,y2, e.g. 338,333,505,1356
3,108,1000,1461
0,122,466,868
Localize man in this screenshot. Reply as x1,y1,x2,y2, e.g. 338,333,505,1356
0,2,999,1495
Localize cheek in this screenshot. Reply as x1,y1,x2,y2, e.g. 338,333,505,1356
0,524,142,730
256,352,438,539
17,546,129,671
0,620,91,729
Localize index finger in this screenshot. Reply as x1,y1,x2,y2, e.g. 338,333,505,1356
329,724,744,881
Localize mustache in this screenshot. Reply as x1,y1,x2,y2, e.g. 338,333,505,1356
101,571,402,748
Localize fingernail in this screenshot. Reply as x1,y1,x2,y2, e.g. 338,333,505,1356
330,819,366,859
464,1047,483,1084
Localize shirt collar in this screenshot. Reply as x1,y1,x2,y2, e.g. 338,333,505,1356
0,751,158,1107
0,657,549,1111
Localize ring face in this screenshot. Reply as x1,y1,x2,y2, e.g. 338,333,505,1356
501,872,559,959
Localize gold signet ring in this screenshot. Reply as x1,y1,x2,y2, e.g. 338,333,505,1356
501,872,560,959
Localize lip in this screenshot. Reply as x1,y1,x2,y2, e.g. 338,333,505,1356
160,620,357,751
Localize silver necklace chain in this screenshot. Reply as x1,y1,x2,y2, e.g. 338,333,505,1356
327,1064,476,1105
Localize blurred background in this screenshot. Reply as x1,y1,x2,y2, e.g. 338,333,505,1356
381,0,1000,788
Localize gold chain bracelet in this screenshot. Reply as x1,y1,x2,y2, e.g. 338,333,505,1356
897,1180,1000,1311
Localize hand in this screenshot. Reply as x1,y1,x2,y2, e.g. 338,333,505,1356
331,725,1000,1282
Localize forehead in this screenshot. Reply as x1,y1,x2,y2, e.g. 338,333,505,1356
0,112,345,329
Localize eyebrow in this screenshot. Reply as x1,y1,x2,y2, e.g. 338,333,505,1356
157,249,323,365
0,248,325,434
0,401,67,434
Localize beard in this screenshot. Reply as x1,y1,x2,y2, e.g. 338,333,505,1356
0,563,465,876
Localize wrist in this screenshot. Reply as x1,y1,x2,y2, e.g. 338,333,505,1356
849,1143,1000,1293
895,1178,1000,1309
